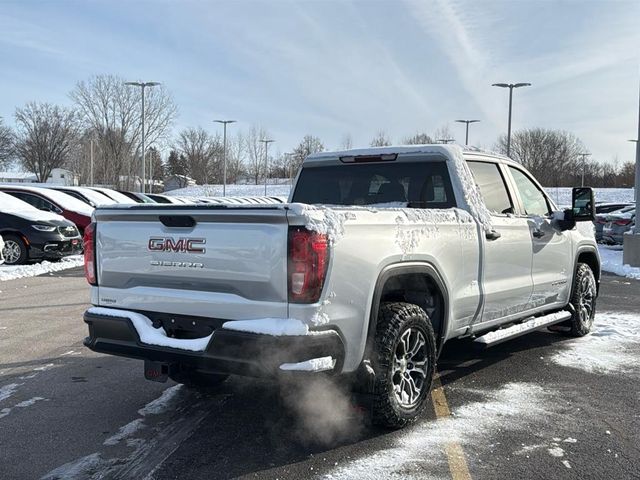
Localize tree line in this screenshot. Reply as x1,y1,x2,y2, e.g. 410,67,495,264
0,74,634,190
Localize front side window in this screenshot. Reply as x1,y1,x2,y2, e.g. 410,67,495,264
292,160,456,208
467,161,514,215
509,167,550,216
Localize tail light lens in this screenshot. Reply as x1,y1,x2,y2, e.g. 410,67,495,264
83,222,97,285
613,218,632,226
288,228,329,303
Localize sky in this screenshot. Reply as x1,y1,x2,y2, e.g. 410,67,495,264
1,0,639,164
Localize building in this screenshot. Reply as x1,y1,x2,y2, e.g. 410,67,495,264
47,168,80,186
164,175,196,192
0,171,37,183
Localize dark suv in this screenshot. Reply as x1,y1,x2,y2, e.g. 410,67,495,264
0,192,82,265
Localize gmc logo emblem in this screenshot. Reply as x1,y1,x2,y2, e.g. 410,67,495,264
148,237,206,254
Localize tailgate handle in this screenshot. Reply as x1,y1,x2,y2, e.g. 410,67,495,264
159,215,196,228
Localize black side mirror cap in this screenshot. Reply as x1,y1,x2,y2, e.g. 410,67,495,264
568,187,595,222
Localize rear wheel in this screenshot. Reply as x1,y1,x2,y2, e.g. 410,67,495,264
2,234,27,265
169,366,228,391
567,263,597,337
371,302,436,428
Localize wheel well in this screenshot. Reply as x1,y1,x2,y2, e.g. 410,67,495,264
378,272,446,350
577,250,600,289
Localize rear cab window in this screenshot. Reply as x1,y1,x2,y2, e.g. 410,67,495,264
292,159,456,209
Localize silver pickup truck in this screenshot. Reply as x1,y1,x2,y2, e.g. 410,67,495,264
83,145,600,428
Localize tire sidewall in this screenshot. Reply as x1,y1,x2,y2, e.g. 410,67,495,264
569,263,597,336
2,235,27,265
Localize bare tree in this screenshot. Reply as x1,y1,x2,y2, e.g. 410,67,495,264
432,124,454,143
290,135,324,177
70,74,177,186
226,131,246,183
0,117,14,169
496,128,586,187
175,127,218,185
14,102,79,183
340,133,353,150
403,132,434,145
245,126,268,185
370,130,391,147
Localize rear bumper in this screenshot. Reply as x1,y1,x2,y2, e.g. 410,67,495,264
83,310,345,378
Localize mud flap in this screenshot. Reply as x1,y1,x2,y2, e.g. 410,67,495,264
144,360,169,383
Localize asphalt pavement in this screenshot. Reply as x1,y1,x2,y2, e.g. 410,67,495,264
0,269,638,480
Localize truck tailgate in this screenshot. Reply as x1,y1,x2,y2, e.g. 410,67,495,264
94,206,289,319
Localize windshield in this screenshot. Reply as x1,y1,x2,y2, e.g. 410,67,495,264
291,161,456,208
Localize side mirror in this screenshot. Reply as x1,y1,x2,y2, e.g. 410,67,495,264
570,187,595,222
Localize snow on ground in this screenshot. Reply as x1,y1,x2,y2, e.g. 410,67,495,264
0,255,84,282
551,312,640,374
598,244,640,280
545,187,634,207
166,182,292,199
325,382,552,479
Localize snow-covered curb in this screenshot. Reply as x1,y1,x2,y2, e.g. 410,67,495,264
87,307,213,352
0,255,84,282
598,245,640,280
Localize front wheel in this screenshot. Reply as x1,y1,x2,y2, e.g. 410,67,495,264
567,263,597,337
371,302,436,429
2,234,28,265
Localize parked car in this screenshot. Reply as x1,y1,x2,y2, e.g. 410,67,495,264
594,203,634,242
145,193,186,204
0,191,82,265
82,145,599,429
86,187,138,204
0,185,93,234
117,191,156,203
602,206,635,245
46,186,116,207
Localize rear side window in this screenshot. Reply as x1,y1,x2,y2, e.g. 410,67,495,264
292,161,456,208
7,192,60,213
509,167,550,216
467,161,514,215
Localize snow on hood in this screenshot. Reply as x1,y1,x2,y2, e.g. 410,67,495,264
0,191,67,223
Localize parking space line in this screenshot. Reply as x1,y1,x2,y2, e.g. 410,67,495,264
431,374,472,480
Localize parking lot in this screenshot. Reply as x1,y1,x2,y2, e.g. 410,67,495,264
0,267,638,480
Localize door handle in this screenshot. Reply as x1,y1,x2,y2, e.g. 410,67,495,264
532,229,546,238
485,229,501,241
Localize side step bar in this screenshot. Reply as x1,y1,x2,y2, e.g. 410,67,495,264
474,311,572,347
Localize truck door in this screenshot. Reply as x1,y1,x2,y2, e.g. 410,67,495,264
467,161,534,324
507,166,572,308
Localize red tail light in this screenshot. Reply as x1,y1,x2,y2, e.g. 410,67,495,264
83,222,97,285
613,218,632,226
288,228,329,303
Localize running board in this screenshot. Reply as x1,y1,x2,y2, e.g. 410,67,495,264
474,311,572,347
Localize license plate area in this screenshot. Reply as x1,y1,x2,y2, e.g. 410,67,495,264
144,360,169,382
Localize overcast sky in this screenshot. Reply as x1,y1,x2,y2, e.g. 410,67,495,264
1,0,639,163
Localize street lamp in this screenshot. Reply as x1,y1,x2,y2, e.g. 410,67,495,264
492,82,531,156
577,152,591,187
259,139,274,195
214,120,236,196
454,119,480,146
125,81,161,193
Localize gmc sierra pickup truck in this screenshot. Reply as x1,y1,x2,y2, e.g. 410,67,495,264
83,145,600,428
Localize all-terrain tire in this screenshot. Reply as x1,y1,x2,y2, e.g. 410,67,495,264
371,302,436,429
2,234,28,265
567,263,597,337
169,366,228,391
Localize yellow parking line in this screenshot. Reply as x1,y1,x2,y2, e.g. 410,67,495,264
431,374,472,480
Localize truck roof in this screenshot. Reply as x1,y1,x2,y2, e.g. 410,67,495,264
305,144,517,167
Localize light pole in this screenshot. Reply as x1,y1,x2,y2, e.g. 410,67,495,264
125,81,160,193
577,152,591,187
214,120,236,196
492,82,531,156
259,139,274,195
454,119,480,145
623,81,640,266
90,137,94,187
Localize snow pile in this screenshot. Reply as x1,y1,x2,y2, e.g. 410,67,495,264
87,307,213,352
288,203,357,244
280,356,335,372
326,382,550,479
598,245,640,280
222,317,309,336
0,255,84,282
0,383,21,402
551,312,640,374
545,187,634,207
